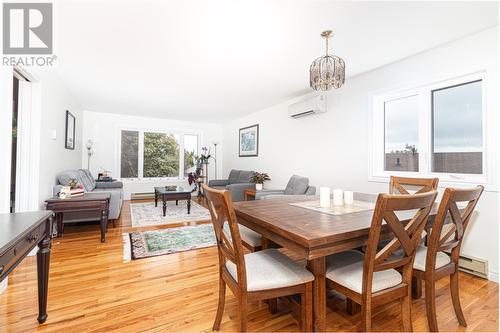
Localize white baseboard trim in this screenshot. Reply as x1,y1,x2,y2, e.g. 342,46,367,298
0,277,7,294
488,270,498,282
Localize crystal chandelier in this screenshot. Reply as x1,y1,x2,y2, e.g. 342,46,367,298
309,30,345,91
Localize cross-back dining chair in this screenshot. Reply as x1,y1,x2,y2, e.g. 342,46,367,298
389,176,439,195
325,190,438,332
203,184,314,332
411,186,484,332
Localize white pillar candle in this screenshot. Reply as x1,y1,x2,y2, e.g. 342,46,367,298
344,191,354,204
319,187,331,208
333,189,344,206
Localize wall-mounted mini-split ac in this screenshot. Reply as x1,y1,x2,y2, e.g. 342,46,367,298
288,94,327,119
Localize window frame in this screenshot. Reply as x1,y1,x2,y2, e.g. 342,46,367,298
117,127,201,181
370,72,490,188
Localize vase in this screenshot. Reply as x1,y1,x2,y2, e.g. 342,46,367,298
255,183,263,191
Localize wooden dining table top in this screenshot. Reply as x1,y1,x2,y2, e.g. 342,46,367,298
233,192,439,259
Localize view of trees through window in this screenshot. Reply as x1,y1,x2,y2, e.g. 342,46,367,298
184,134,198,177
120,130,139,178
120,130,199,179
143,132,180,178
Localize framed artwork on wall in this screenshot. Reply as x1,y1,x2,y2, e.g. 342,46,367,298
239,124,259,157
65,110,75,150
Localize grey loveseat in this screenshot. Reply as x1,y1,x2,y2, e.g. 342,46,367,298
53,169,123,220
254,175,316,200
208,169,255,202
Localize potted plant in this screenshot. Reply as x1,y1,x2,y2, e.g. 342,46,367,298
250,172,270,190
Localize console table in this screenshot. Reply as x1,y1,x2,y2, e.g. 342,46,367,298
0,211,53,324
45,193,111,242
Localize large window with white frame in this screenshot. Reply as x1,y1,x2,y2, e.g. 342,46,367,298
372,73,487,185
119,129,200,180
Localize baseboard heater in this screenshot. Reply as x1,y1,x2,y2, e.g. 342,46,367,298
455,253,488,279
131,192,155,200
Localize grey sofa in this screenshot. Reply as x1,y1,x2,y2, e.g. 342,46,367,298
53,169,124,220
208,169,255,202
254,175,316,200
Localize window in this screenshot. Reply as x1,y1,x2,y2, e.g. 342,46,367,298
119,130,199,179
120,130,139,178
432,80,482,174
372,73,487,185
184,134,199,177
143,132,180,178
384,95,419,172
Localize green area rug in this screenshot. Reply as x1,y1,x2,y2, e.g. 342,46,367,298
123,224,216,261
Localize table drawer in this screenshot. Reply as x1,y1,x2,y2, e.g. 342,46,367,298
0,223,48,279
47,200,107,211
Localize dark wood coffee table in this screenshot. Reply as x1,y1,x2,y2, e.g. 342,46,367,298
45,193,111,243
154,186,192,217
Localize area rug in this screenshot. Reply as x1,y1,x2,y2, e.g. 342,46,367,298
130,201,211,227
123,224,217,261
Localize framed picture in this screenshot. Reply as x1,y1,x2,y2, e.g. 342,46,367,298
239,124,259,157
65,110,75,150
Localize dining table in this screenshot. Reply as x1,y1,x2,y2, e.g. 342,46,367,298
233,192,439,332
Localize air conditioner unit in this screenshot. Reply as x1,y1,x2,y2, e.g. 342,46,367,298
288,94,327,119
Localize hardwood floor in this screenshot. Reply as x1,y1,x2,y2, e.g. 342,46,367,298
0,199,498,332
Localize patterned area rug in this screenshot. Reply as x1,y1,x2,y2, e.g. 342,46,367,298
123,224,217,261
130,201,211,227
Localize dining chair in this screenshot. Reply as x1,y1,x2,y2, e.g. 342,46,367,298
411,186,484,332
389,176,439,194
203,184,314,332
325,191,438,332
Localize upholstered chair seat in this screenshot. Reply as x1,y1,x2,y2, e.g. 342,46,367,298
326,250,402,293
413,245,451,271
225,249,314,292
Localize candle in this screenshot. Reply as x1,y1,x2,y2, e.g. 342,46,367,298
344,191,354,204
333,189,344,206
319,187,331,208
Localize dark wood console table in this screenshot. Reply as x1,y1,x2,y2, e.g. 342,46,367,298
0,211,53,324
45,193,111,242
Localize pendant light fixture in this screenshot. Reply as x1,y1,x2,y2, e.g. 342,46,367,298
309,30,345,91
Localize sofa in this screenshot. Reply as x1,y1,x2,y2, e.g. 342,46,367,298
208,169,255,202
254,175,316,200
53,169,124,220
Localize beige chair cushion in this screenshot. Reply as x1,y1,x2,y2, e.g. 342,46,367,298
238,224,261,247
223,224,262,248
326,250,402,293
225,249,314,292
413,245,451,271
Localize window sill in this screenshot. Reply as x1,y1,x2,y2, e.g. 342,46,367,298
120,178,188,184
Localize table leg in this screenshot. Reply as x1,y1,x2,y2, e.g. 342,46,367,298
176,200,178,206
155,191,158,207
37,237,51,324
307,257,326,332
56,213,63,237
100,209,108,243
162,195,166,217
187,198,191,214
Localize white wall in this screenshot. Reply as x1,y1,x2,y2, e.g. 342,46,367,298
81,111,223,200
222,28,499,280
34,69,83,208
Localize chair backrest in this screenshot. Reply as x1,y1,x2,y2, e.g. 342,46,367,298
389,176,439,195
203,184,247,287
426,186,484,270
363,191,438,295
284,175,310,195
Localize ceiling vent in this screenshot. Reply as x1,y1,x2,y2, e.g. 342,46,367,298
288,94,327,119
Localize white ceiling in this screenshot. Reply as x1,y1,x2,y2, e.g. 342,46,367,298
53,0,498,122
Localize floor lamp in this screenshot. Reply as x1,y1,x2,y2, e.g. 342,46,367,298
212,141,219,179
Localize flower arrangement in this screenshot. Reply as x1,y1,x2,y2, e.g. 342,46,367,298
198,146,211,164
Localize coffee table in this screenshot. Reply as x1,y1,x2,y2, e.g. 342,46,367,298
154,186,192,217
